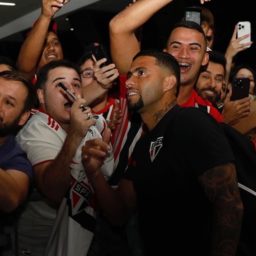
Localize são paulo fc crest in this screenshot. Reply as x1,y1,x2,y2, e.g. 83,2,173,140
149,136,163,162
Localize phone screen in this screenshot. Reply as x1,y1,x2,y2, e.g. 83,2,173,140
185,6,201,25
230,77,250,101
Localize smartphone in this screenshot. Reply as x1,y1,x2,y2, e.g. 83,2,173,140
185,6,201,25
237,21,251,45
230,77,250,101
91,43,110,66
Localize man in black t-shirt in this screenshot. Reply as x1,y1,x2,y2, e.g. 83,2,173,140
82,50,243,256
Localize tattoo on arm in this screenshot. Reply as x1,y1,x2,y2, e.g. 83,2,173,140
198,163,243,256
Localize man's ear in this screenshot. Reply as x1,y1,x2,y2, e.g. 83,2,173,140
37,88,45,105
18,111,31,126
202,51,209,66
163,75,177,93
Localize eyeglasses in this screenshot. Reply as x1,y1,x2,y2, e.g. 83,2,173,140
80,68,94,78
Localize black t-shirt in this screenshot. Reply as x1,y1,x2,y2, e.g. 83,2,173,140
125,106,234,256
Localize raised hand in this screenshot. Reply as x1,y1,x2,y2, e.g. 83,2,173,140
225,24,252,60
42,0,70,18
69,95,96,139
82,127,112,178
107,99,122,131
92,57,119,90
223,85,251,125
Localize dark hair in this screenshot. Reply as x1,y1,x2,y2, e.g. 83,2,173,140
77,48,93,68
0,70,37,112
36,59,81,89
201,7,215,29
230,64,256,94
77,42,111,68
77,43,96,67
0,56,16,71
169,20,207,47
208,51,226,74
230,64,256,81
133,49,180,93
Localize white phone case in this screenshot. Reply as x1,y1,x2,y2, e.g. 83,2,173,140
237,21,251,45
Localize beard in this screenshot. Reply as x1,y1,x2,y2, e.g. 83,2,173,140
128,96,144,112
0,116,21,137
198,88,220,104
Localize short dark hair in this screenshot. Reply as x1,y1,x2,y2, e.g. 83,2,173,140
133,49,180,93
0,56,16,71
230,64,256,82
77,42,111,68
169,20,207,47
77,50,93,68
36,59,81,89
201,7,215,29
230,64,256,94
208,51,226,74
77,43,96,67
0,70,37,112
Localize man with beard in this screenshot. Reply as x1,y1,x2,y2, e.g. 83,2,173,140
109,0,223,123
196,51,226,104
0,70,35,254
81,50,243,256
196,50,251,126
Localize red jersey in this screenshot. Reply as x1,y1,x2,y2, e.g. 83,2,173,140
181,90,223,123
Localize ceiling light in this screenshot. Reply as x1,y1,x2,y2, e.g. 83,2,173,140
0,2,16,6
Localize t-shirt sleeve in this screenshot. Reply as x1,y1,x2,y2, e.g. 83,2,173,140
16,118,64,166
3,146,33,179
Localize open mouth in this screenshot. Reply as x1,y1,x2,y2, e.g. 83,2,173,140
203,89,216,97
127,92,137,97
46,53,58,61
179,62,191,72
64,101,73,109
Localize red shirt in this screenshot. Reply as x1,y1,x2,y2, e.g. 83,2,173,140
181,90,223,123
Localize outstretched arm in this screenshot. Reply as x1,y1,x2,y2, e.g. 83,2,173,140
109,0,211,75
34,98,95,205
16,0,69,78
82,128,137,225
225,24,252,82
109,0,174,75
0,169,30,212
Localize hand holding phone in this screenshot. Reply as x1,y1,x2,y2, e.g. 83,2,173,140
92,43,110,66
230,77,250,101
237,21,251,46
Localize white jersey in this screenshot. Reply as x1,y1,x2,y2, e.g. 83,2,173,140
16,111,114,256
